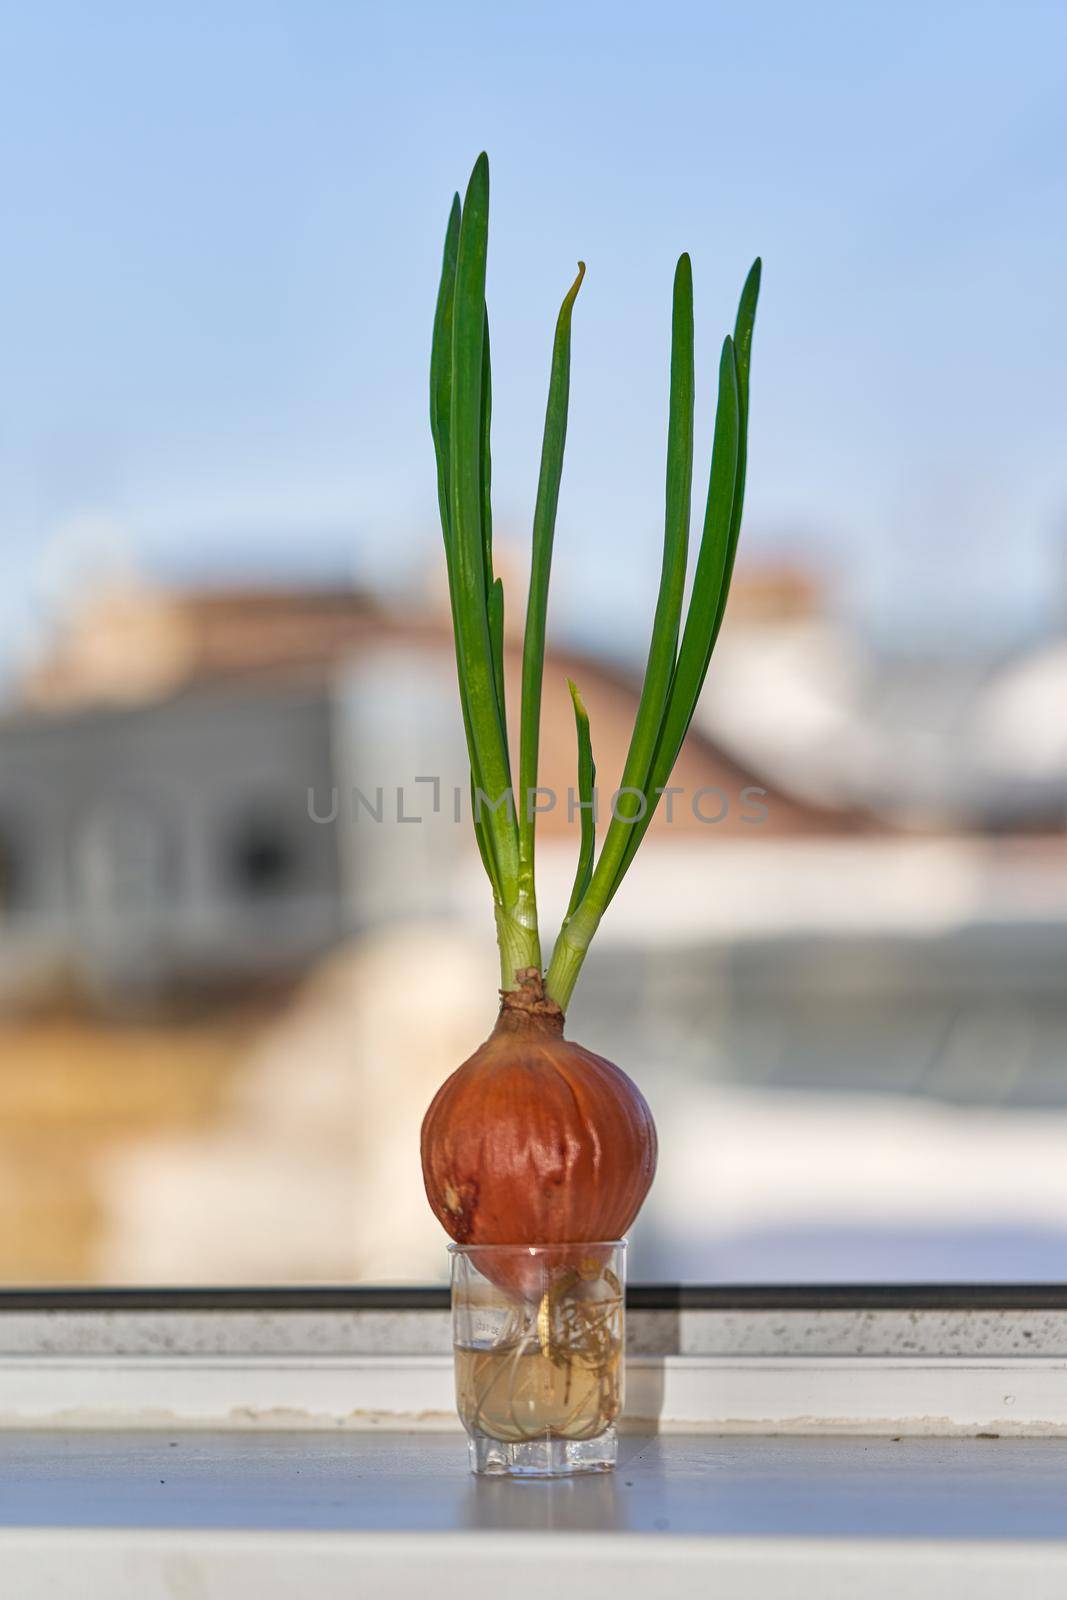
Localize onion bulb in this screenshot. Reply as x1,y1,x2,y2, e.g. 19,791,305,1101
421,970,656,1252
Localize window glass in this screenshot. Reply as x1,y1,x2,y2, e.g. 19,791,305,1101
1,4,1064,1285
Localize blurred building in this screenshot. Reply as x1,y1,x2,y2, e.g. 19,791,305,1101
0,579,844,1004
2,569,1067,1285
0,684,344,1001
701,560,1067,832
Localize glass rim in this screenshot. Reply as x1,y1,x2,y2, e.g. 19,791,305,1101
447,1239,626,1256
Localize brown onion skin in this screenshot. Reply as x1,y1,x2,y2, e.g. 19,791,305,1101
420,974,657,1269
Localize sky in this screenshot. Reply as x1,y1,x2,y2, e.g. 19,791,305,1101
1,0,1066,676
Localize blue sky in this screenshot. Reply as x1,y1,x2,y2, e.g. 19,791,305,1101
2,0,1066,673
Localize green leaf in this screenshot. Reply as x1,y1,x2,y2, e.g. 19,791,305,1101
518,260,585,888
707,257,761,652
429,192,501,898
564,679,597,920
577,252,695,907
480,305,494,598
487,576,507,756
606,333,740,899
601,261,759,904
429,196,463,603
430,194,461,545
449,153,520,898
469,772,495,884
480,312,511,775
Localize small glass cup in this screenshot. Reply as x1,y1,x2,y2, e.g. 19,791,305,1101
449,1240,625,1477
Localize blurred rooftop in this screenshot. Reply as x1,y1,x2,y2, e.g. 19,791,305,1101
13,566,1067,840
19,581,384,708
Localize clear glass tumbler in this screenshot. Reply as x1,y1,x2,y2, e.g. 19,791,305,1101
449,1240,625,1477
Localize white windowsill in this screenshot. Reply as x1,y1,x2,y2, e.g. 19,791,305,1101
3,1303,1067,1595
1,1353,1066,1436
3,1433,1067,1600
1,1301,1066,1432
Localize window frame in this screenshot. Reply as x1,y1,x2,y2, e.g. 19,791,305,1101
2,1283,1066,1437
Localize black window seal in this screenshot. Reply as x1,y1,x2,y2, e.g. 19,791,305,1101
1,1284,1066,1313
